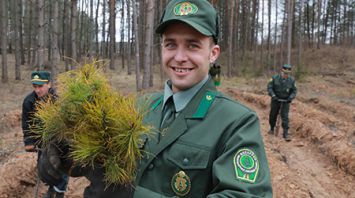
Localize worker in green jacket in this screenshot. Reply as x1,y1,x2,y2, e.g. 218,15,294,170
267,64,297,141
37,0,272,197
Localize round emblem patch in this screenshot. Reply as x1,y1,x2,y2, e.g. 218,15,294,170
171,171,191,196
234,148,259,183
174,2,198,16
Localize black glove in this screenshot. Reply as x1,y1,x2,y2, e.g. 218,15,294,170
84,166,134,198
37,143,68,186
287,98,293,103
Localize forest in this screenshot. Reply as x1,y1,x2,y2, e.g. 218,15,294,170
1,0,354,90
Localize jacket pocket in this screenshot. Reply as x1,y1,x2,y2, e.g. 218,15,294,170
167,141,211,170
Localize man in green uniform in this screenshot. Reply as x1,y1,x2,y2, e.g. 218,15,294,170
37,0,272,197
267,64,297,141
209,62,221,86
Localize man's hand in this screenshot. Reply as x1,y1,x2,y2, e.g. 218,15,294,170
272,95,279,101
37,144,66,186
25,145,36,152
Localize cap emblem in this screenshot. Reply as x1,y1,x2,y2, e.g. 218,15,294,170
174,2,198,16
34,75,40,79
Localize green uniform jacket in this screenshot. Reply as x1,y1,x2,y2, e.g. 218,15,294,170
135,79,272,198
267,74,297,100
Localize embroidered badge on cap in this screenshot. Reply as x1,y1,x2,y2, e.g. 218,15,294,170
234,148,259,183
171,171,191,196
34,75,40,79
174,2,198,16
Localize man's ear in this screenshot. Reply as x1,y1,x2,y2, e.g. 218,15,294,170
210,45,220,63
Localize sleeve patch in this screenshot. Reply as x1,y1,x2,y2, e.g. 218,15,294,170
233,148,259,183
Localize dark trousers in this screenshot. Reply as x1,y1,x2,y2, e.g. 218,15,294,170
269,99,290,135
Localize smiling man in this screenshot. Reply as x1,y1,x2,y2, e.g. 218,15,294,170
37,0,272,197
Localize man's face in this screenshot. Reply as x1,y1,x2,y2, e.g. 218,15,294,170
33,83,51,98
161,22,220,93
281,71,289,78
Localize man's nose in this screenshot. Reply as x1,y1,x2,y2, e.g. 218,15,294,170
174,47,188,62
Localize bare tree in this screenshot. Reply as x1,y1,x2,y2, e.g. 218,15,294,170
142,0,155,89
51,0,60,83
298,0,305,67
227,0,235,77
286,0,294,64
119,0,125,69
126,0,133,75
37,0,45,69
71,0,78,67
15,0,21,80
95,0,100,56
133,0,142,91
1,0,8,83
109,0,116,70
273,0,278,70
26,0,33,65
101,0,107,57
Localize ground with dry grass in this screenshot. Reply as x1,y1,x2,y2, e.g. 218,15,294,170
0,47,354,197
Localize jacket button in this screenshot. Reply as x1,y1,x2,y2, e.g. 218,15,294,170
148,163,154,170
183,158,189,166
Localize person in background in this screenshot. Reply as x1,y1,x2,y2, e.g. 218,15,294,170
267,64,297,141
37,0,272,197
22,71,68,198
209,62,221,86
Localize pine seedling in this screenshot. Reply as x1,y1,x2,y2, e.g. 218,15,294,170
32,62,150,186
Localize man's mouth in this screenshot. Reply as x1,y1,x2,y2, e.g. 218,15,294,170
173,67,193,73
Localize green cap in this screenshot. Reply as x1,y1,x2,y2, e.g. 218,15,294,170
281,64,292,73
156,0,218,43
31,71,51,85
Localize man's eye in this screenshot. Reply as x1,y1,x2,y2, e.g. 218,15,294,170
164,43,176,49
188,43,199,49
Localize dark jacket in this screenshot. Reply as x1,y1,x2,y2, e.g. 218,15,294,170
267,74,297,100
22,88,57,146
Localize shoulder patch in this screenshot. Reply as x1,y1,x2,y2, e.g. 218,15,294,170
234,148,259,183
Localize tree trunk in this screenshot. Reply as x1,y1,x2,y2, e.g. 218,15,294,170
15,0,21,80
227,0,235,77
1,0,8,83
273,0,278,71
126,0,132,75
120,0,125,69
37,0,45,70
71,0,78,67
19,0,25,65
109,0,116,70
95,0,100,56
267,0,271,70
26,0,33,65
260,0,264,69
142,0,155,89
51,0,60,84
298,0,304,67
286,0,293,64
316,0,322,49
133,0,142,91
101,0,106,57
